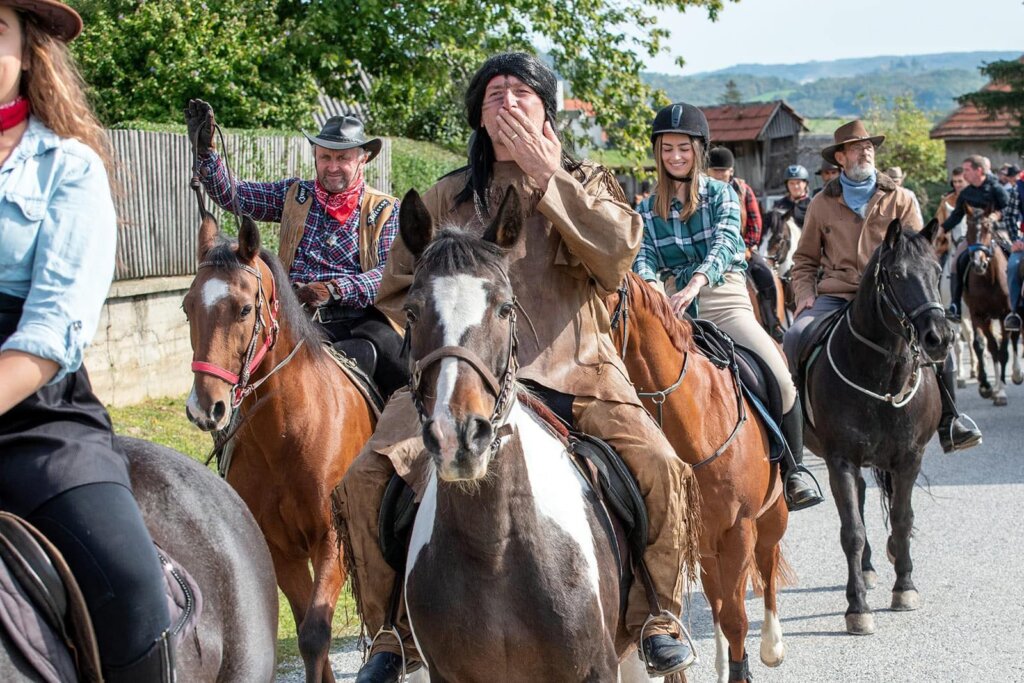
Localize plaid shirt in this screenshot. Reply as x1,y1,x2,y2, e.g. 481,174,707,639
732,177,762,248
1004,184,1021,241
198,152,399,308
633,174,746,289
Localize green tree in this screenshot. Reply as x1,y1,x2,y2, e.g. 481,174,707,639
70,0,319,128
862,95,947,216
719,79,742,104
958,58,1024,155
295,1,730,162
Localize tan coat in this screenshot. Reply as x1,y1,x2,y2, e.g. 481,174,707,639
791,172,922,303
376,160,642,405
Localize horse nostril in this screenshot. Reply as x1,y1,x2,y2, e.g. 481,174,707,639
423,419,443,454
463,415,493,453
924,329,943,350
211,400,226,423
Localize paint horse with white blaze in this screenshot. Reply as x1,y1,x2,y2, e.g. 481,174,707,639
398,189,633,682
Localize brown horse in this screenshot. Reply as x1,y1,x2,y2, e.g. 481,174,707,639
963,206,1023,405
607,273,791,683
183,211,376,683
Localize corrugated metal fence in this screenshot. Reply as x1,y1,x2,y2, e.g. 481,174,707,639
109,129,391,281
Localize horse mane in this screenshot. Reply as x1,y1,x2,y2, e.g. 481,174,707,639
416,228,507,279
623,272,694,354
202,239,328,352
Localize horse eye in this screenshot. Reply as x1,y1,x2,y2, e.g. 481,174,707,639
498,302,514,319
404,307,418,323
240,304,253,318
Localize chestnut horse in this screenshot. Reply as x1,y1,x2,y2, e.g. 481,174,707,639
962,207,1023,404
183,212,376,683
607,273,790,683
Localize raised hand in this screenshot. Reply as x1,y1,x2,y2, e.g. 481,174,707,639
184,98,216,155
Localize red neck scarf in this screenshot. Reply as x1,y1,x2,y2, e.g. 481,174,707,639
0,97,30,133
314,171,364,225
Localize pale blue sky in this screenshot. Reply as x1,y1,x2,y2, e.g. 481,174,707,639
643,0,1024,75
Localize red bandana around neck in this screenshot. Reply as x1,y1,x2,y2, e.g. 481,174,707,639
0,97,30,133
314,171,364,225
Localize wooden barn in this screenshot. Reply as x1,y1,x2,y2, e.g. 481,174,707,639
701,100,808,196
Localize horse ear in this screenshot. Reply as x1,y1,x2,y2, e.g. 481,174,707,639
920,218,940,244
883,218,903,250
237,215,261,262
965,204,976,218
198,210,219,261
399,189,434,259
482,189,523,249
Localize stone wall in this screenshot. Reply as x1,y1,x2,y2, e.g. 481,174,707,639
84,277,194,407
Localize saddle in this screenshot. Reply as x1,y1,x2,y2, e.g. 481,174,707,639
0,513,202,683
689,318,787,462
325,343,385,416
787,303,850,427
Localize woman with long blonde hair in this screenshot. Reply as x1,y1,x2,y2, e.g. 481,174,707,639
634,102,822,511
0,2,173,680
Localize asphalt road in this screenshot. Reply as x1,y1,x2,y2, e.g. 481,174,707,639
278,366,1024,683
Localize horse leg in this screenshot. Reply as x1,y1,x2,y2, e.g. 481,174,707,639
993,330,1009,405
700,559,730,683
988,328,1007,406
888,468,920,611
717,519,755,681
1012,331,1023,385
272,550,315,633
300,533,345,683
754,497,787,668
826,457,873,634
974,328,991,399
857,476,877,590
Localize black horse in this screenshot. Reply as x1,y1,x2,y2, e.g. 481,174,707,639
802,219,950,635
0,437,279,681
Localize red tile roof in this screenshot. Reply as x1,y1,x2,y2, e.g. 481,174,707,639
701,101,805,142
564,98,596,117
930,83,1016,140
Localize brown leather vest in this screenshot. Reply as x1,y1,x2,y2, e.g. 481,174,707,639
277,182,397,276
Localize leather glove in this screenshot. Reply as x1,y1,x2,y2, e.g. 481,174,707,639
295,282,332,308
184,98,216,155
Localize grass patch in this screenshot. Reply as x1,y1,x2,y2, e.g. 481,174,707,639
108,395,363,668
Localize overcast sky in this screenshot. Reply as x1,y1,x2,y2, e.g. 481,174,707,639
642,0,1024,75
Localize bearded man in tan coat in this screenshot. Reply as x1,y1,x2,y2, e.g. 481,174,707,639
336,53,700,683
783,120,982,453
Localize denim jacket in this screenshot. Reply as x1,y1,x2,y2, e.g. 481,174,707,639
0,117,116,383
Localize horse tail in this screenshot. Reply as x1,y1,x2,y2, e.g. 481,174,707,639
872,467,893,530
664,672,688,683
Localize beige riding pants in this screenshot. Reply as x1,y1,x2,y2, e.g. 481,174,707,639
693,271,797,412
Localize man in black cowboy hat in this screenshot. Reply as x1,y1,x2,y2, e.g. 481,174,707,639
786,120,982,453
185,101,408,397
812,159,840,197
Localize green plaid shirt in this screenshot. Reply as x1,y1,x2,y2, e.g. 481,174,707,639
633,174,746,289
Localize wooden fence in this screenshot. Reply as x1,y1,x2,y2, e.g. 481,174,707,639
109,129,391,281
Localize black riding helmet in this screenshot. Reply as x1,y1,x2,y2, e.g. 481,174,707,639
651,102,710,147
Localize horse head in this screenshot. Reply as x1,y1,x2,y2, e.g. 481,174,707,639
763,206,797,274
864,218,950,363
400,188,523,482
183,211,282,431
965,205,999,276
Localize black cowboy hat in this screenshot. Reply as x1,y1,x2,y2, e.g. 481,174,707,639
815,159,840,175
303,116,382,162
6,0,82,41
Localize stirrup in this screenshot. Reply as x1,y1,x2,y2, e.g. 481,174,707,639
367,625,410,683
638,609,698,675
785,464,824,508
942,413,982,452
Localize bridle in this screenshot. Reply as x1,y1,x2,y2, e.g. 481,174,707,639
407,297,520,455
827,255,944,406
190,260,291,408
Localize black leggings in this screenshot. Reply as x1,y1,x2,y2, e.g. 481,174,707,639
949,249,971,311
26,482,169,669
747,251,777,300
321,306,409,397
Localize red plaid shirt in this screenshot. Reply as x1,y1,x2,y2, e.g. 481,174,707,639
731,177,762,248
198,152,399,308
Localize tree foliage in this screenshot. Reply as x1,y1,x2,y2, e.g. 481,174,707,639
70,0,318,128
958,59,1024,155
719,79,742,104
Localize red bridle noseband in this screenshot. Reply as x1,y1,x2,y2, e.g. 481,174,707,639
190,260,280,408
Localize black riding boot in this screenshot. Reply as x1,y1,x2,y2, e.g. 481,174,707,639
758,293,785,343
780,406,823,511
947,251,970,321
937,358,983,453
104,632,175,683
642,634,696,676
356,652,406,683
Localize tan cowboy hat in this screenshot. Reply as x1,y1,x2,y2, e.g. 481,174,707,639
5,1,83,42
821,120,885,167
884,166,904,181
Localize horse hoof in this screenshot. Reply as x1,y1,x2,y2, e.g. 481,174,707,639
957,378,967,389
1013,373,1023,386
845,612,875,635
760,640,786,668
863,570,878,589
979,385,993,399
891,589,920,611
994,395,1008,407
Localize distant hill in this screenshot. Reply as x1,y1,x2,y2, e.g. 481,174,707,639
643,51,1021,119
704,51,1020,83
